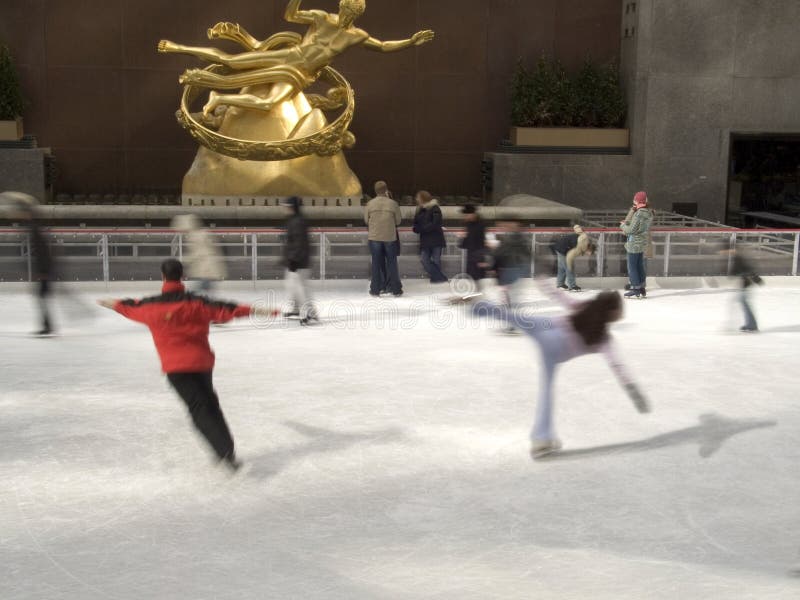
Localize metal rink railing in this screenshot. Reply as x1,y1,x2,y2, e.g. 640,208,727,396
0,228,798,283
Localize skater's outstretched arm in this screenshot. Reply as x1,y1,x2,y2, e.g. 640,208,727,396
601,339,649,413
199,298,255,324
98,298,151,324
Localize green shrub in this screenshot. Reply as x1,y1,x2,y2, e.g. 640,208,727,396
511,55,625,129
0,44,25,120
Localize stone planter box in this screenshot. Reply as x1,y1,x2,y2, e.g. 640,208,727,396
511,126,629,149
0,117,23,141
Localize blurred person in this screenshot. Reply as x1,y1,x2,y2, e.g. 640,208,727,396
7,196,56,335
412,190,448,284
720,244,764,332
282,196,319,324
620,191,654,298
364,181,402,297
97,258,278,472
472,280,649,458
550,225,596,292
171,214,226,293
457,204,487,290
491,217,531,306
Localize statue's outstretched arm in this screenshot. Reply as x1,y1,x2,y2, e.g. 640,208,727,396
362,30,435,52
284,0,315,24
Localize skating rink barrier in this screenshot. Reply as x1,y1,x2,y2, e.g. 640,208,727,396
0,227,797,282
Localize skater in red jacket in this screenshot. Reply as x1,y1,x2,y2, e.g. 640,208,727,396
98,258,276,471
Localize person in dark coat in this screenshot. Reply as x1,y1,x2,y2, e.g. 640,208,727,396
721,245,764,332
458,204,487,287
13,201,56,335
282,196,319,323
491,218,531,306
98,259,279,472
412,190,448,283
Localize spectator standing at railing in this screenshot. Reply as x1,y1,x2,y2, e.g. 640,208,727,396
281,196,319,324
620,191,654,298
171,214,227,294
364,181,403,297
550,224,596,292
413,190,448,284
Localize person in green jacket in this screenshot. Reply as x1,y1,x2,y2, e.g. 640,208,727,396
620,191,654,298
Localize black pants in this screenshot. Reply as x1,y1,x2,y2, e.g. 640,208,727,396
38,279,53,331
166,371,235,461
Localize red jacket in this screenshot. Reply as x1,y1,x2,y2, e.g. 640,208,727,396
113,281,251,373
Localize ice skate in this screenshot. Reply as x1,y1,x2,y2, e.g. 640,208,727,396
530,439,562,459
624,289,643,299
568,286,582,292
497,325,522,336
444,292,482,305
221,452,250,477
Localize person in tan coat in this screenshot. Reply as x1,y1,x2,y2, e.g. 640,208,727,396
550,225,595,291
364,181,402,296
171,214,227,293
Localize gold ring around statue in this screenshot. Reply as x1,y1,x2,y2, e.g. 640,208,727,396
176,65,356,162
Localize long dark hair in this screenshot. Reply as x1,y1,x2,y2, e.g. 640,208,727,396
569,291,622,347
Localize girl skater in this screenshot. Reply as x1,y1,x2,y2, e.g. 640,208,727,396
472,280,650,458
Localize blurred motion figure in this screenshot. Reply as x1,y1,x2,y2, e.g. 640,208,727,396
472,280,649,458
171,214,226,293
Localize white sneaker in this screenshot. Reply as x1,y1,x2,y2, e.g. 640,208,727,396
530,439,562,459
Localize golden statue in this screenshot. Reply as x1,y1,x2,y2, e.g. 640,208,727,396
159,0,434,200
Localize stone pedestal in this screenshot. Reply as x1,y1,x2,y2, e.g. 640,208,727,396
0,148,52,202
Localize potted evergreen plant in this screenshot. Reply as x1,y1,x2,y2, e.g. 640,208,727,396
510,56,628,149
0,43,25,141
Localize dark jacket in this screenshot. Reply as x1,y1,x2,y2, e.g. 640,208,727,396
412,200,446,249
29,222,54,280
284,204,311,271
730,254,763,289
113,281,251,373
551,233,579,255
493,231,531,271
458,219,486,253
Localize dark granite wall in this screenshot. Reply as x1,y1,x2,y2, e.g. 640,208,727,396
0,0,620,197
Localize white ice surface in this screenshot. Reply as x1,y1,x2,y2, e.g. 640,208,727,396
1,280,799,599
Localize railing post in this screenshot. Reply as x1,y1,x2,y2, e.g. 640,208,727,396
596,232,605,277
319,232,326,281
793,232,799,276
664,232,671,277
251,233,258,286
727,232,737,274
101,234,109,285
530,232,536,278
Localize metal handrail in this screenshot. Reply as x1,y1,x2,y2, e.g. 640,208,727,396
0,228,798,282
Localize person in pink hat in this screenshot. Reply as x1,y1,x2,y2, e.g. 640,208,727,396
620,191,654,298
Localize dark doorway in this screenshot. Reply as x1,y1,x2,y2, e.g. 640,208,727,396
727,134,800,227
